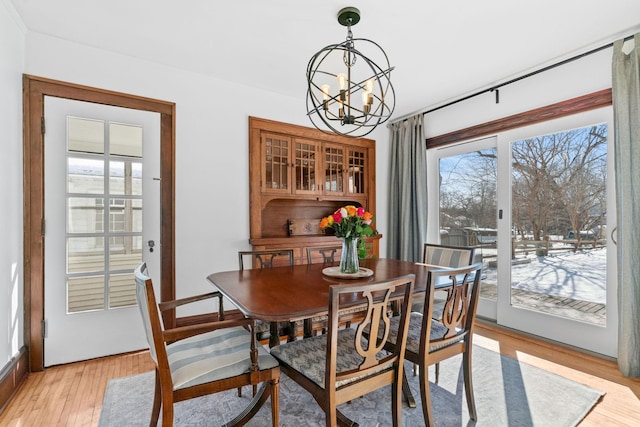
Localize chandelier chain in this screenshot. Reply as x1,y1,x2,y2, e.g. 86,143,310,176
343,21,357,67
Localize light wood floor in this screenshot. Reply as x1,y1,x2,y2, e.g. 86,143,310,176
1,321,638,426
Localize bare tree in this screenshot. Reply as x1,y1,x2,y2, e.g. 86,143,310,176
511,124,607,247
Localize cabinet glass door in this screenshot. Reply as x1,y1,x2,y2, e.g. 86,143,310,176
346,147,367,195
293,139,321,195
323,143,345,195
261,133,291,193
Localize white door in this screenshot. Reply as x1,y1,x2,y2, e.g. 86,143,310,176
427,136,498,320
496,107,617,357
427,106,617,357
44,96,161,367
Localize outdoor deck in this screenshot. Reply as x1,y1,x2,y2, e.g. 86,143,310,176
480,283,606,325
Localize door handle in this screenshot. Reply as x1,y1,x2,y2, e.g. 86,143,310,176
610,227,617,245
148,240,155,253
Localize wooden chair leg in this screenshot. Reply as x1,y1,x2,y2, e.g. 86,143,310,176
270,378,280,427
223,381,275,427
419,362,435,427
335,409,356,426
392,374,403,427
401,370,417,408
150,369,162,426
463,351,477,420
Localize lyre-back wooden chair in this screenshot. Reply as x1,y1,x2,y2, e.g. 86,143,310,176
238,249,295,270
238,249,296,345
305,245,342,264
270,274,415,427
134,263,280,427
414,244,478,380
372,263,483,426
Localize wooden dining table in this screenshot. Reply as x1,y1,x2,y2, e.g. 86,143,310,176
207,257,448,413
206,258,439,348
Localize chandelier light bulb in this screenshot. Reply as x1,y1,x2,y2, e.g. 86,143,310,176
365,78,374,94
321,84,331,100
361,91,369,106
337,73,348,91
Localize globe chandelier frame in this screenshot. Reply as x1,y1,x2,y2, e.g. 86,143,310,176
306,7,395,137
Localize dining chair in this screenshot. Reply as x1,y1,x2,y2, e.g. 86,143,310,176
370,263,483,426
270,274,415,427
304,245,342,337
305,245,342,264
134,263,280,427
238,249,296,343
414,244,478,380
414,243,477,316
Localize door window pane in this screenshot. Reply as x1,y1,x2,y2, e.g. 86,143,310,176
439,147,497,300
68,117,104,154
109,123,143,157
68,158,104,194
67,197,104,233
67,275,105,313
109,236,142,271
67,237,105,274
110,161,142,195
510,123,607,325
109,273,137,308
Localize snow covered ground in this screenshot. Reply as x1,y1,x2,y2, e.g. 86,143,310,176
483,248,607,304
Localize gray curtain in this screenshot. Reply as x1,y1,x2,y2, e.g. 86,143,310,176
612,33,640,377
387,114,427,261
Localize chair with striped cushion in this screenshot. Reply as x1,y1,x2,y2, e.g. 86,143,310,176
134,263,280,427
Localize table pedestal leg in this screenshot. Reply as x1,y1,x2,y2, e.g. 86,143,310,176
268,322,280,347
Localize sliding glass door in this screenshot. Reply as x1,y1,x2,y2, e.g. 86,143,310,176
428,107,617,357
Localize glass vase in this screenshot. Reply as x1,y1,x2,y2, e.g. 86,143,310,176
339,238,360,274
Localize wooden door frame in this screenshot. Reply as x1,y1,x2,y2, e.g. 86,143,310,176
23,75,176,371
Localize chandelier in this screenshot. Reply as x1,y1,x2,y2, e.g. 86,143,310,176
306,7,395,138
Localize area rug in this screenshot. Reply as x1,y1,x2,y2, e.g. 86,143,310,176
99,346,603,426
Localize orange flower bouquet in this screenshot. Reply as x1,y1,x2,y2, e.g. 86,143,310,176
320,205,375,273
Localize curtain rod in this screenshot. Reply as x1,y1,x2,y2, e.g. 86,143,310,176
390,34,635,124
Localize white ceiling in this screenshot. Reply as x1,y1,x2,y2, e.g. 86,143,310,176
10,0,640,119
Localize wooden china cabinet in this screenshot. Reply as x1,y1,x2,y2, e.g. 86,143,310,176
249,116,380,264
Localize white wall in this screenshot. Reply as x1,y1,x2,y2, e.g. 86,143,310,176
24,32,390,316
0,0,26,366
423,47,614,138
